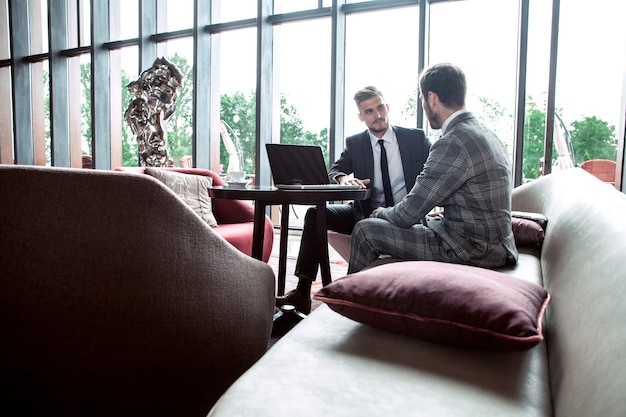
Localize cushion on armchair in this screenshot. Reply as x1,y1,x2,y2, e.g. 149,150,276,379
145,167,218,227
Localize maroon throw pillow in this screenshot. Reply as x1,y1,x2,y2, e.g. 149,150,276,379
512,217,545,247
315,261,550,351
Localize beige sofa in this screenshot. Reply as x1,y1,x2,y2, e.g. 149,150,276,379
209,168,626,417
0,165,276,417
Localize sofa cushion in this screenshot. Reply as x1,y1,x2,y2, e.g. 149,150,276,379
512,217,545,246
511,211,547,247
315,261,550,351
146,167,218,227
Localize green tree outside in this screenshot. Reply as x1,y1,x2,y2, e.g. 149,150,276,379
401,90,617,181
67,57,619,179
80,63,92,155
159,54,193,165
522,99,548,180
569,116,617,162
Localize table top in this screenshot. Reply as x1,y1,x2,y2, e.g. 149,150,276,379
209,185,370,204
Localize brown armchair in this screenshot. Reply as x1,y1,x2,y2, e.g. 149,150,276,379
0,165,275,416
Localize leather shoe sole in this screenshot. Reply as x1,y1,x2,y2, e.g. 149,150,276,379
276,289,311,314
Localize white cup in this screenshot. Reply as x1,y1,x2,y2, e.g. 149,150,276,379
229,171,246,182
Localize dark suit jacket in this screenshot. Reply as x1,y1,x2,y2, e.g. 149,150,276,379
328,126,431,219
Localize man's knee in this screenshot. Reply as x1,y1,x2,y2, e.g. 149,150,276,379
350,219,372,244
303,206,317,227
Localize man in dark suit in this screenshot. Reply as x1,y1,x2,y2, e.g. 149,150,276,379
349,64,518,273
276,86,431,313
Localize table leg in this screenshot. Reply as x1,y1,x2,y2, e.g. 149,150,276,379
251,201,267,260
316,202,332,287
277,203,290,296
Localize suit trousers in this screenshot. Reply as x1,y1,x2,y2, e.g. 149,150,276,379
348,217,451,274
294,203,358,281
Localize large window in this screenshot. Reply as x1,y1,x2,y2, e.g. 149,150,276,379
275,19,331,160
345,6,420,138
3,0,625,193
154,38,195,166
429,0,519,161
111,0,136,42
553,0,624,171
216,28,257,175
158,0,194,32
216,0,257,22
0,0,11,163
274,0,333,14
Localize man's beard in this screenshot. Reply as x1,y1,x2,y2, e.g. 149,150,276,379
423,102,441,130
369,120,388,134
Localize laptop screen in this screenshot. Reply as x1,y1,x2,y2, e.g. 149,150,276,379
266,144,330,186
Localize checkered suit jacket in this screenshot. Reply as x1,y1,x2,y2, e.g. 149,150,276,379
377,112,518,267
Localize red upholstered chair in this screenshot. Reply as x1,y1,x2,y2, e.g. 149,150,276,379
580,159,616,184
115,167,274,263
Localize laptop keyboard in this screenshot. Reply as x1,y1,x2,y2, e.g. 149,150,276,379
276,184,362,190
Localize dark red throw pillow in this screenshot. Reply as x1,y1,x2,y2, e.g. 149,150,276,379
315,261,550,351
512,217,545,246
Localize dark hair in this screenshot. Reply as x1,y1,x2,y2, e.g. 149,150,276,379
419,63,466,108
353,86,385,107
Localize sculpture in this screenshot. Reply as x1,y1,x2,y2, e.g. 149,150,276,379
124,57,183,167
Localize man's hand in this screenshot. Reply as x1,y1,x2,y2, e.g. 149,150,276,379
370,207,385,218
338,174,370,189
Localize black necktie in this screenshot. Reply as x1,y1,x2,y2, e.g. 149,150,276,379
378,139,394,207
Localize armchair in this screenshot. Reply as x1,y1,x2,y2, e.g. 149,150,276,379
115,166,274,262
0,165,275,416
580,159,616,184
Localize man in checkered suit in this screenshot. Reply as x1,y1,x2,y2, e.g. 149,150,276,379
349,63,518,273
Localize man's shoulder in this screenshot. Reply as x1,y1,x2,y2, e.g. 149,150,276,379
345,130,370,142
393,125,426,139
445,111,477,131
393,125,424,133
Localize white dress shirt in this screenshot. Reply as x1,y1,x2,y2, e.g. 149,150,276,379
369,127,407,208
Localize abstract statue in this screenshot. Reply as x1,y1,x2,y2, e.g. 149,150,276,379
124,57,183,167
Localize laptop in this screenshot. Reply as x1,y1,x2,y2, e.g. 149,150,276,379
266,143,361,190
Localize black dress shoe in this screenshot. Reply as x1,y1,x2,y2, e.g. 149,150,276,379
276,289,311,314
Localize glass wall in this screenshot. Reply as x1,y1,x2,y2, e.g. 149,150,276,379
524,0,553,180
111,0,136,42
553,0,624,180
154,38,195,166
117,46,139,167
217,0,257,22
3,0,625,193
0,0,12,164
429,0,519,161
274,0,333,14
27,0,49,166
217,28,257,176
158,0,194,32
345,6,420,138
275,19,331,159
